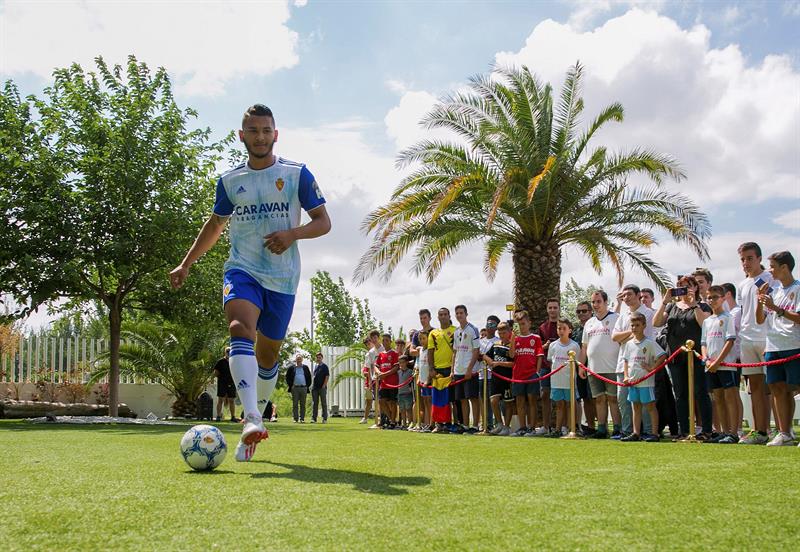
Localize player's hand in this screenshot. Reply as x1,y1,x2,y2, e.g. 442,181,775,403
169,265,189,289
264,229,296,255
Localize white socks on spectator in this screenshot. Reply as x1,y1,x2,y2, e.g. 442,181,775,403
229,337,260,420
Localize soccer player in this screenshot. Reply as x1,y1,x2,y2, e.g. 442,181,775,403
701,285,739,444
756,251,800,446
486,322,515,435
170,104,331,462
620,313,665,442
376,333,400,428
548,319,581,436
612,284,655,438
736,242,774,444
581,291,621,438
428,308,457,433
453,305,481,432
509,310,544,437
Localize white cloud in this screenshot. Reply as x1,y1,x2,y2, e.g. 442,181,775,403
784,1,800,17
775,209,800,231
0,1,299,97
294,0,309,7
565,0,665,30
385,79,409,94
494,8,800,204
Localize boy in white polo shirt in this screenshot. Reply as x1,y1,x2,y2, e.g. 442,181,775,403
736,242,773,444
757,251,800,447
548,319,581,436
702,285,739,444
620,312,665,442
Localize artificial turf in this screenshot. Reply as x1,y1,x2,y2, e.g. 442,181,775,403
1,418,798,551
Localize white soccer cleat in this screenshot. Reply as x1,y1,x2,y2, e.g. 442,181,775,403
234,414,268,462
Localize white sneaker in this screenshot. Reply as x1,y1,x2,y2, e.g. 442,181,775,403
766,432,795,447
498,426,511,436
368,423,379,429
534,426,549,436
359,418,367,424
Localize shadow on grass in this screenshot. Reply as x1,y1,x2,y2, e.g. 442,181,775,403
249,461,431,496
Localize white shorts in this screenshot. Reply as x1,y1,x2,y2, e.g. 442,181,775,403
740,340,766,376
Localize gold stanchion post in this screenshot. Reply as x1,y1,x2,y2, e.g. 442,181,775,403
480,363,490,435
563,351,580,439
680,339,698,443
413,368,420,430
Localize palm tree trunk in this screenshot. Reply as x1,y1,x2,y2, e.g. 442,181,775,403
512,241,562,326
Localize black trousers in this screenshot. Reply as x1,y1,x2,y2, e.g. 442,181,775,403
667,356,712,435
654,369,678,436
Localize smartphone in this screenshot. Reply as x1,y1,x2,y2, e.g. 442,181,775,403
671,287,688,297
754,277,773,294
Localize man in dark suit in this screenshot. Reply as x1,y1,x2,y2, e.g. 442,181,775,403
286,354,312,422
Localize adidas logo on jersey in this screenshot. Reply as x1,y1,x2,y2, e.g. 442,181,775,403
236,186,247,194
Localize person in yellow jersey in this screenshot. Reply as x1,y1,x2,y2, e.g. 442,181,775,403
428,307,457,433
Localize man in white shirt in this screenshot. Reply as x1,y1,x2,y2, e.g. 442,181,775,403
736,242,774,445
612,284,655,437
581,290,621,438
453,305,481,431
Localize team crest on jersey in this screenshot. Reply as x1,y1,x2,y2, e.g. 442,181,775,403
223,283,232,297
275,178,284,191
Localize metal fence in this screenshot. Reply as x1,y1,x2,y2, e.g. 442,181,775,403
0,335,145,384
322,345,366,416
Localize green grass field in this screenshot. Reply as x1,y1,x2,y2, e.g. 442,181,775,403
1,418,798,551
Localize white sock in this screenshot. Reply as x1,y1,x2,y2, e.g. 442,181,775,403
229,337,260,420
257,362,279,413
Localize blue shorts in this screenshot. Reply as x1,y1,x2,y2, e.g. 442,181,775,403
223,269,295,340
765,349,800,386
538,367,551,390
627,386,656,404
709,370,737,390
420,386,432,397
550,388,576,402
512,381,540,397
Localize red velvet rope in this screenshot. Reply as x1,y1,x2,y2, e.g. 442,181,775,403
692,350,800,368
480,363,566,384
379,375,415,389
578,347,683,387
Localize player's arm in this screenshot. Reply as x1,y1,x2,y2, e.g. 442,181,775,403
623,359,630,383
466,347,479,379
265,205,331,254
170,213,228,289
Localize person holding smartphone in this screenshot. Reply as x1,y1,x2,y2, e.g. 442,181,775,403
653,275,713,440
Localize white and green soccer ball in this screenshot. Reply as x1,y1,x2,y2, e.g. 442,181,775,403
180,425,227,471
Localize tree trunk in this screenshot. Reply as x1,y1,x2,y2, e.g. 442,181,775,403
108,303,122,417
512,241,562,326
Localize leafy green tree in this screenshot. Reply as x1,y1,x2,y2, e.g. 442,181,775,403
0,57,230,415
310,270,378,346
355,63,710,323
91,320,224,417
559,278,599,321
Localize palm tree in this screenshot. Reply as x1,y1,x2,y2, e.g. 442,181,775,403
355,63,710,323
92,321,224,417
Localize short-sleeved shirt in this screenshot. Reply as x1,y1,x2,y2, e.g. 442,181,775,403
453,323,480,376
214,358,233,385
728,305,742,361
487,343,513,378
582,312,620,374
367,345,384,374
547,339,581,389
622,338,665,388
614,305,655,373
738,271,774,343
377,350,399,389
766,280,800,352
477,335,500,379
428,326,456,369
397,368,413,395
513,334,544,380
416,348,430,382
662,302,712,354
212,159,326,295
701,312,737,369
312,362,329,389
538,321,558,370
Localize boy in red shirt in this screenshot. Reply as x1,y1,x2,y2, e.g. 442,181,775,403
376,333,399,428
509,310,544,437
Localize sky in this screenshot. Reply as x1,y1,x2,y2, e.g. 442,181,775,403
2,0,799,335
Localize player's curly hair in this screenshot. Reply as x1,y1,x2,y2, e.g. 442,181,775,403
242,104,275,127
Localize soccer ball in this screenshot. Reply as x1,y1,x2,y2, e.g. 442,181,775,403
180,425,227,471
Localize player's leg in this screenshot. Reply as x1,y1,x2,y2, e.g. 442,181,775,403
225,298,262,423
254,289,296,415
